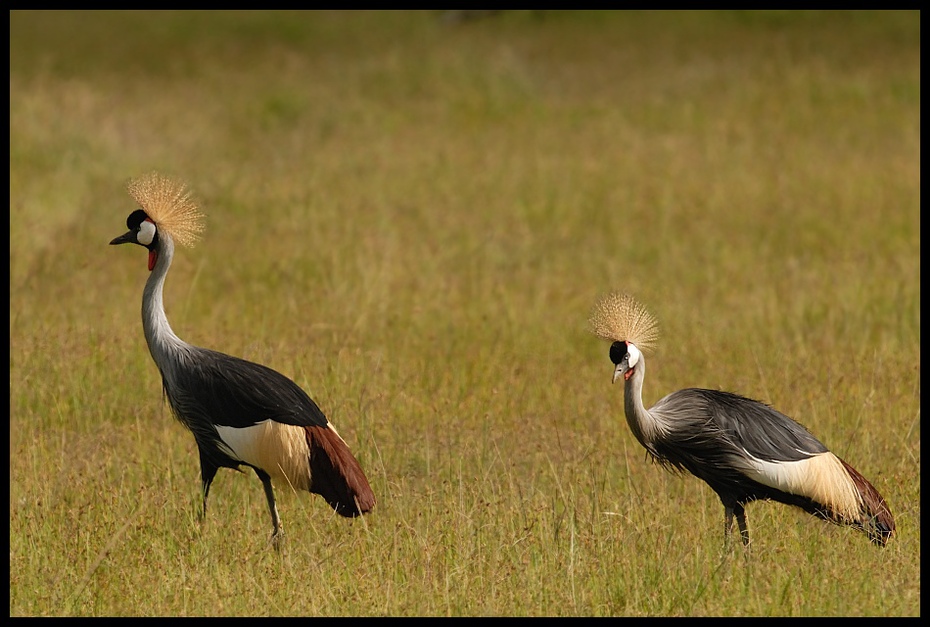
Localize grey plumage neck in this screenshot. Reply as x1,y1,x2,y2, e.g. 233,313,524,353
141,233,192,379
623,356,667,449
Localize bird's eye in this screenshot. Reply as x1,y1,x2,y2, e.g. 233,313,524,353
137,220,156,246
625,342,642,368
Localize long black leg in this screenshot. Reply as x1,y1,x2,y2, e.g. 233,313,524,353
199,453,219,521
724,505,735,545
734,504,750,547
724,503,751,548
254,467,283,550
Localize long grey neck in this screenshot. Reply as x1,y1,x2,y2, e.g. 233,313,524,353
141,233,190,375
623,356,665,448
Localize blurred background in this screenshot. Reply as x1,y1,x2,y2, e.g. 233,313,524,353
10,10,920,616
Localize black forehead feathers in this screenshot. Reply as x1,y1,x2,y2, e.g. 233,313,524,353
609,341,628,365
126,208,150,230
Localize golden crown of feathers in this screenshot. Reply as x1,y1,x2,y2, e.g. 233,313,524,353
588,292,659,353
127,172,205,248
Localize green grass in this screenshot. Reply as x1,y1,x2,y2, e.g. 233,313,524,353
10,10,920,616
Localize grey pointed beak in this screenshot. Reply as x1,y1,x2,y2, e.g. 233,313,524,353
612,363,624,385
110,230,135,246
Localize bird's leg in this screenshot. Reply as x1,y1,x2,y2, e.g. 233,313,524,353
254,468,283,550
724,505,736,547
199,457,219,523
734,504,750,547
723,504,751,549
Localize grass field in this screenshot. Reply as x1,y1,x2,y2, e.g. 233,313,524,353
9,10,920,616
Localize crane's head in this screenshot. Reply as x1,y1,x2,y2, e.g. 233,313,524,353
609,340,643,384
110,172,205,271
110,209,159,269
588,292,658,384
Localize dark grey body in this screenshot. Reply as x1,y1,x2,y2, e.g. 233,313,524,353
648,388,833,518
158,344,364,518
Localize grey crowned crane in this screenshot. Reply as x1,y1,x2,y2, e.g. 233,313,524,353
111,172,375,547
589,292,895,547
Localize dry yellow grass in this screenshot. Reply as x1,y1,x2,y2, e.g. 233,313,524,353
10,10,919,616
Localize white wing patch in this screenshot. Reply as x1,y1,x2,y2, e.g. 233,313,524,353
216,421,312,491
745,451,863,521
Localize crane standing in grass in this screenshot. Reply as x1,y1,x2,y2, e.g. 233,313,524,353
110,172,375,548
589,292,894,547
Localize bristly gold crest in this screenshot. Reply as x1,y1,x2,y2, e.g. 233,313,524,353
588,292,659,353
127,172,205,248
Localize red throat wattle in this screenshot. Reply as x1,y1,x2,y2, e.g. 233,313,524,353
624,367,634,381
148,249,157,272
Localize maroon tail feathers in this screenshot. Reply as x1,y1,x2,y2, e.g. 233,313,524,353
841,459,895,546
305,425,376,517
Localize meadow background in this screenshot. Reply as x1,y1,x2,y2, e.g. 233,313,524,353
9,10,920,616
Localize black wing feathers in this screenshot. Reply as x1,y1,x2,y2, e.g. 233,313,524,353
689,389,829,462
180,348,330,429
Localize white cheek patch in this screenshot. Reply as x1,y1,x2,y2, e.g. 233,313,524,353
627,342,642,368
137,220,156,246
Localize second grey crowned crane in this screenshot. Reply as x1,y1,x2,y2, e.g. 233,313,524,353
111,172,375,548
589,292,894,548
